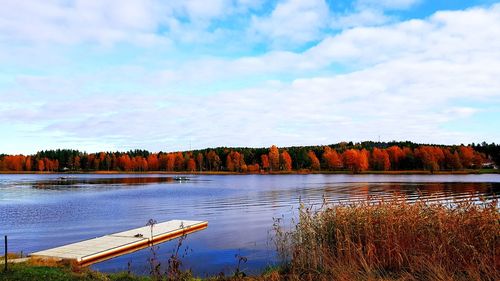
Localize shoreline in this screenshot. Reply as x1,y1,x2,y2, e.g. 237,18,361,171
0,169,498,175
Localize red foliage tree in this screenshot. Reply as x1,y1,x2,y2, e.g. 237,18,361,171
280,150,293,171
269,145,280,171
206,150,221,171
166,153,176,171
186,158,196,172
386,146,405,170
25,156,32,171
371,148,390,171
322,147,342,170
196,153,204,171
247,163,260,173
117,155,133,171
458,146,474,168
342,149,369,173
444,149,462,170
226,151,242,172
37,159,45,171
307,150,320,171
415,146,444,172
174,152,185,171
261,154,270,171
147,154,159,171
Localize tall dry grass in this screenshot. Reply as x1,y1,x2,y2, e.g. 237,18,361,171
273,196,499,281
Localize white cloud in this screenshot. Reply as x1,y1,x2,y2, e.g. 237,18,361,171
329,0,421,30
0,0,171,46
249,0,330,46
331,9,391,29
0,0,263,46
1,3,500,153
357,0,421,10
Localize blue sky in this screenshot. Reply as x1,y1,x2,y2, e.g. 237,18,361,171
1,0,499,154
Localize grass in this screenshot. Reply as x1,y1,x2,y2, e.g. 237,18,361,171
0,263,156,281
272,195,500,281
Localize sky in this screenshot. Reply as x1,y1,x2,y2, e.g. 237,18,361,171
1,0,500,154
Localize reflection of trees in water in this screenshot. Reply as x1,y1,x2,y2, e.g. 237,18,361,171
330,183,498,203
32,177,174,189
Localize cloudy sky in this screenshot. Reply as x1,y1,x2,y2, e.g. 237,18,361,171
1,0,499,154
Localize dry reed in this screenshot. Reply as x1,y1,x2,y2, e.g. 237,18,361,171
273,195,499,281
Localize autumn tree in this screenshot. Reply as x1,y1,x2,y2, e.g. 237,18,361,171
386,146,405,170
117,155,133,171
25,156,32,171
247,163,260,173
371,148,390,171
342,149,368,173
322,147,342,170
268,145,280,171
158,154,168,171
444,149,462,170
472,151,486,168
196,153,204,171
186,158,196,172
261,154,270,171
226,151,242,172
166,153,176,171
206,150,221,171
4,155,24,171
458,146,474,168
147,154,159,171
37,159,45,171
174,152,185,171
280,150,293,171
415,146,440,172
307,150,320,171
359,149,370,171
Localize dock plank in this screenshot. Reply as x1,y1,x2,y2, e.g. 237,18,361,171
30,220,208,266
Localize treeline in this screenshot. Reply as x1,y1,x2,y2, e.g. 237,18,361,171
0,141,498,173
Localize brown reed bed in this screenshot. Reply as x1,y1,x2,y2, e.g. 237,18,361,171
269,195,499,281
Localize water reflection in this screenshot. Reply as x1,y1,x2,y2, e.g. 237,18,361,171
0,174,498,276
31,176,176,189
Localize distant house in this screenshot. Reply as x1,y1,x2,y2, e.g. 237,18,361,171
482,162,498,169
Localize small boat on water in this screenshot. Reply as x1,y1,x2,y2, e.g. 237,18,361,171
173,176,189,181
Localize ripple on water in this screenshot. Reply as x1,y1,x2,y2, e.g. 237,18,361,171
0,174,498,276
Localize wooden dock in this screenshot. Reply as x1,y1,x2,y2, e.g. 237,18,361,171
30,220,208,266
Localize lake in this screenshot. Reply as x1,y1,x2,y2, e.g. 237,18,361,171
0,174,499,276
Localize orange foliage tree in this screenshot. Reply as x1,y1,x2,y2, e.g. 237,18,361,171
322,146,342,170
307,151,320,171
342,149,369,173
206,150,221,171
280,150,293,171
186,158,196,172
269,145,280,171
147,154,159,171
226,151,243,172
261,155,270,171
458,146,474,168
37,159,45,171
386,146,405,170
371,148,390,171
196,153,204,171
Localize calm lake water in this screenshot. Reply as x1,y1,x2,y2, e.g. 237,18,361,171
0,174,499,276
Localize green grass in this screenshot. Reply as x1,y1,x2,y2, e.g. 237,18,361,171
0,263,152,281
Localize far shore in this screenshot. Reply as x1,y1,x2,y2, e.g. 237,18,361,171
0,169,498,175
